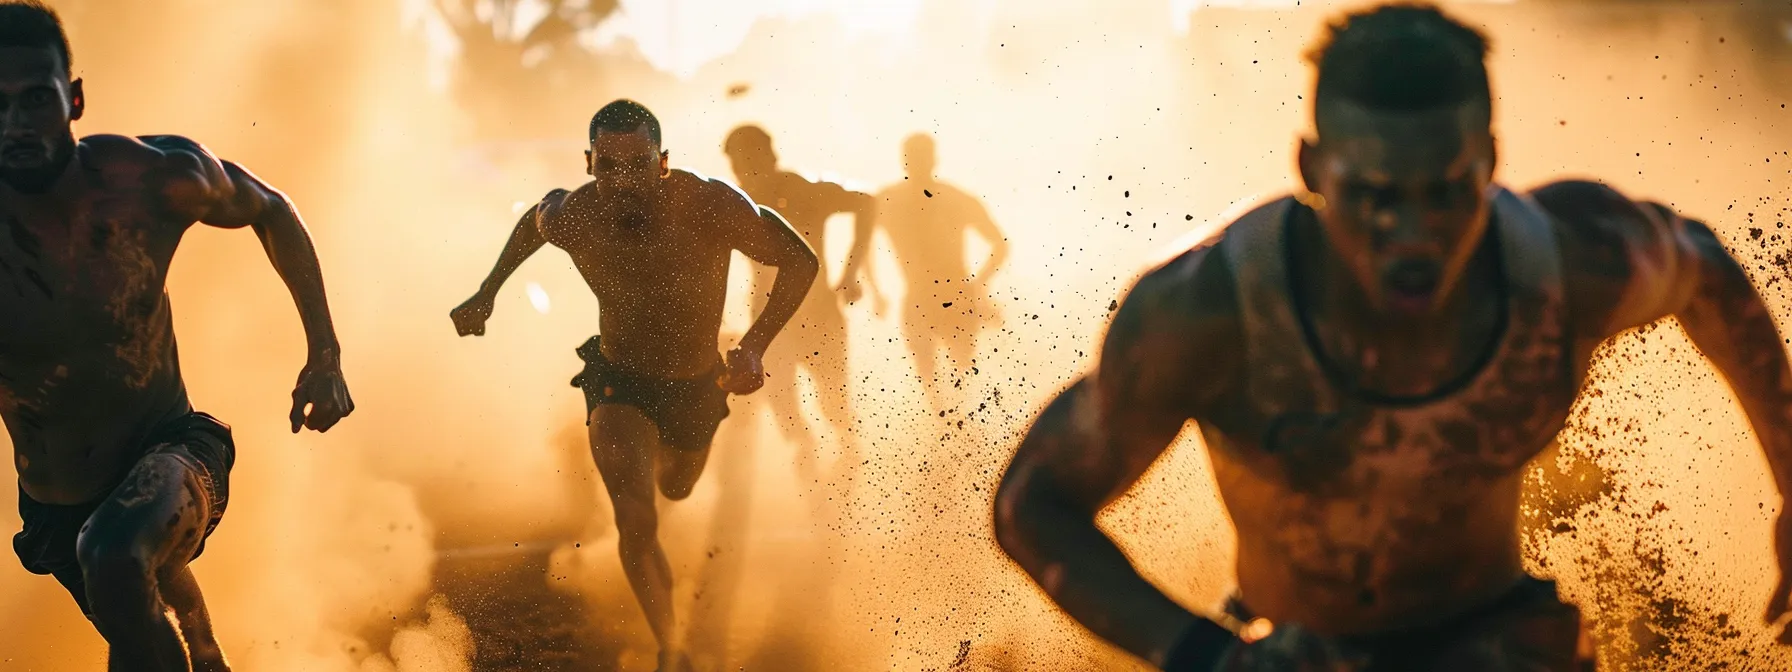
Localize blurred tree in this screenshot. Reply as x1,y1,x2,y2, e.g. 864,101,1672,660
433,0,620,141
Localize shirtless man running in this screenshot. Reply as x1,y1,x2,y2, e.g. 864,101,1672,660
450,100,818,670
723,124,875,455
995,4,1792,670
870,133,1008,413
1,3,354,670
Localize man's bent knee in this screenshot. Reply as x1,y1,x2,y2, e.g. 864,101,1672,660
660,472,698,501
76,537,158,626
658,445,710,501
611,496,660,547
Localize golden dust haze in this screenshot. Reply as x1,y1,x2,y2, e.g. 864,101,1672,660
2,0,1791,670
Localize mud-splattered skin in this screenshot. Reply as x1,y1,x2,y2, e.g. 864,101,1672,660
453,125,819,669
451,153,819,380
1,41,351,509
995,105,1792,668
0,131,353,506
1,37,349,672
0,140,187,504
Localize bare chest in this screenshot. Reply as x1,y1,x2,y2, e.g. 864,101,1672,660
1202,333,1579,497
540,210,729,299
0,192,176,354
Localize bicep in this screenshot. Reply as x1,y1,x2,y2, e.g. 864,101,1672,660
726,190,814,266
821,182,871,216
1536,181,1701,334
1012,280,1205,511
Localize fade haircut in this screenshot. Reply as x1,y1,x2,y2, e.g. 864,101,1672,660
1307,3,1490,136
0,1,72,76
589,99,662,146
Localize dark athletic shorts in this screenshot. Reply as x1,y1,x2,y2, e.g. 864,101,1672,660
13,411,235,616
571,336,731,452
1217,577,1592,671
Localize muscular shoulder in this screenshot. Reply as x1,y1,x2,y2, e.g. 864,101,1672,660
1101,236,1242,415
675,169,758,214
75,134,236,223
74,134,205,178
1528,179,1699,336
536,182,586,219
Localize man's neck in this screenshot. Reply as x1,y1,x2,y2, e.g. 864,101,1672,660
1292,213,1504,396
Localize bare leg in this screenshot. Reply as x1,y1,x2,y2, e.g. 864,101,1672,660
903,318,945,415
162,566,229,672
590,405,681,669
810,318,857,448
658,439,713,503
76,451,212,672
764,352,816,453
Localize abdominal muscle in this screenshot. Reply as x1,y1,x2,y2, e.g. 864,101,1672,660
1214,451,1529,635
8,364,190,506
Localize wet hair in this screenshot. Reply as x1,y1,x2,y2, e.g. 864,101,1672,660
724,124,772,157
589,99,661,145
0,1,72,75
1308,3,1490,134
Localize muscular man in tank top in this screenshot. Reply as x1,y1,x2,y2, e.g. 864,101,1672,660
995,5,1792,670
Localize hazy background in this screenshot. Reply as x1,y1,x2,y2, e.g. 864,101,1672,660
2,0,1791,669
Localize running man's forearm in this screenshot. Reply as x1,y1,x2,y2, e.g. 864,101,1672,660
1000,487,1204,663
839,195,877,283
474,206,547,300
252,193,341,358
972,217,1009,282
741,234,819,355
995,382,1216,667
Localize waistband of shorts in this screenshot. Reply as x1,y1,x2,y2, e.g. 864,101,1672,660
1224,576,1560,641
574,336,725,384
15,411,234,510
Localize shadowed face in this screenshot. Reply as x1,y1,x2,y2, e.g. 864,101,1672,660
724,137,776,186
586,127,667,225
0,45,81,194
902,135,935,182
1299,100,1495,316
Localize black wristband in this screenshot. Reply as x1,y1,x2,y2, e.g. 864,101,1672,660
1161,619,1239,672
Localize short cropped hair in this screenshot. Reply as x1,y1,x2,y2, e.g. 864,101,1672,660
1308,3,1490,132
589,99,662,145
0,1,72,75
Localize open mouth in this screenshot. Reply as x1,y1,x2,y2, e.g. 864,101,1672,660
1383,262,1441,311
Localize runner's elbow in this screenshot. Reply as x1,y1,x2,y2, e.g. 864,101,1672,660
993,459,1064,566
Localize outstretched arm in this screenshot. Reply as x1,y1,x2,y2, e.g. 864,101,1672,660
834,187,879,300
450,190,561,336
1657,212,1792,633
993,250,1239,669
734,202,821,357
1540,180,1792,638
151,135,352,433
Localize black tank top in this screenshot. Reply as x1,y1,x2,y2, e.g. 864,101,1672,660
1198,187,1580,496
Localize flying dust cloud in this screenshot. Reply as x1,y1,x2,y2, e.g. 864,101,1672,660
2,0,1791,670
